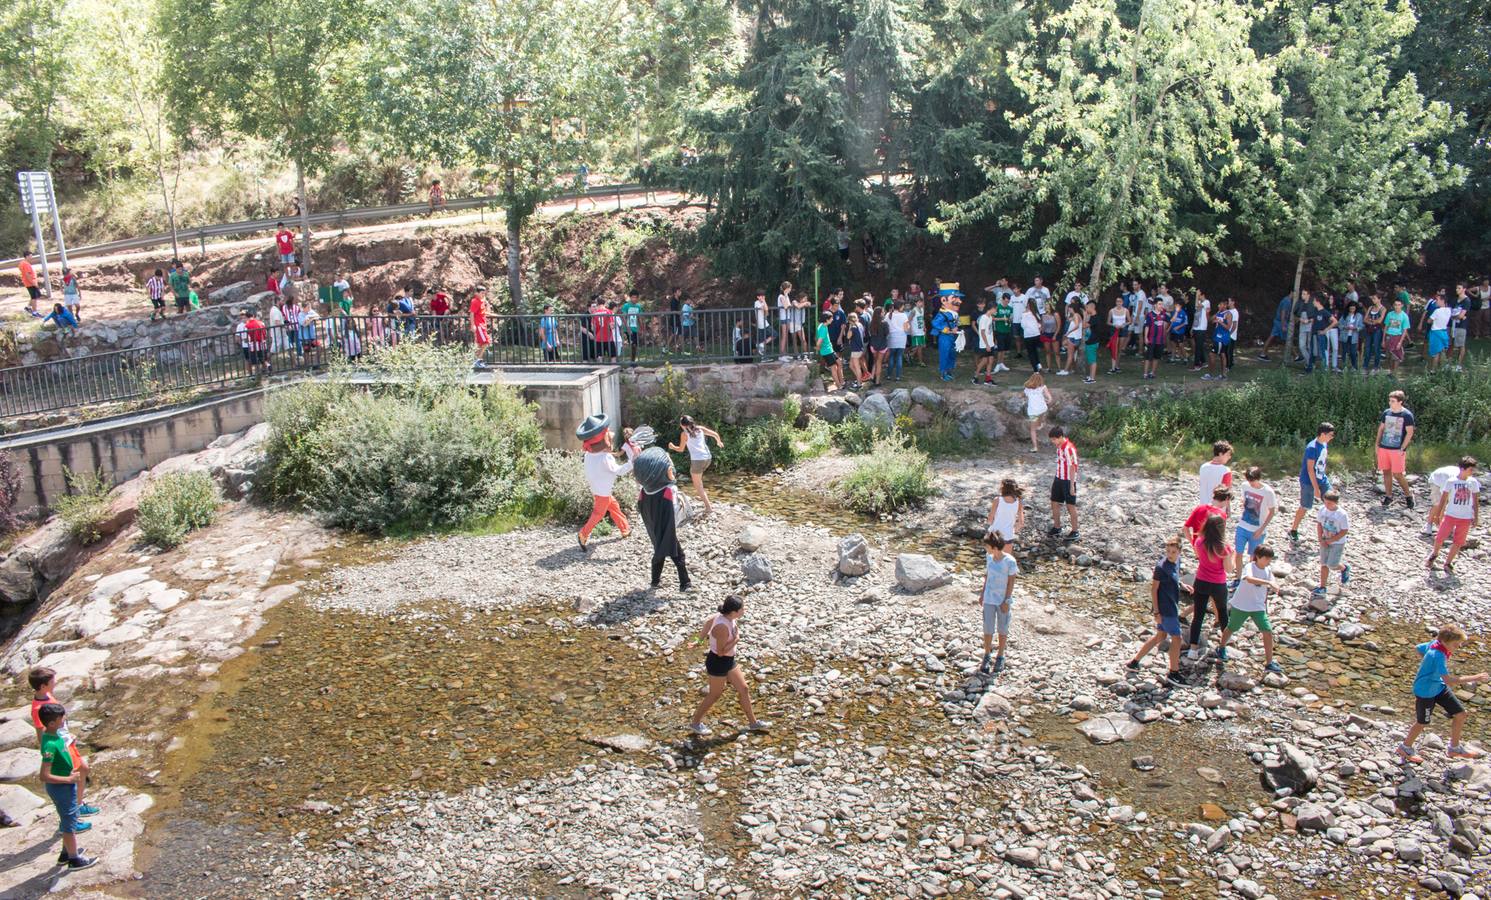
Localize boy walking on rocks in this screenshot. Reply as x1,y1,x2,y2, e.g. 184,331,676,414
1213,545,1282,673
30,667,98,820
1289,423,1335,542
1047,426,1079,542
978,531,1019,674
1314,491,1350,597
1397,625,1488,763
1376,391,1416,507
1126,536,1189,686
1426,456,1480,573
36,703,99,871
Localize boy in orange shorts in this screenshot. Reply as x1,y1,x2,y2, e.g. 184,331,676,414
30,667,99,819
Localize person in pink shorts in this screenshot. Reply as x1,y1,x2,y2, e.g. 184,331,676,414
1427,456,1480,573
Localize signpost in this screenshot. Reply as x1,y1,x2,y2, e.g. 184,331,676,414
16,171,68,300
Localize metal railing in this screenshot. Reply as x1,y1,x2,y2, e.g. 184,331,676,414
0,307,807,418
0,182,662,269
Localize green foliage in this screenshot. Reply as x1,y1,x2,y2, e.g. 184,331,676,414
1085,368,1491,458
830,416,884,455
260,343,544,533
838,431,934,514
1235,0,1464,294
136,471,218,548
936,0,1273,298
530,448,637,525
54,468,111,544
627,366,730,437
715,416,797,475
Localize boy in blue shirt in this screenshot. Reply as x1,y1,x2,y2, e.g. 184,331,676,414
1126,537,1191,686
1398,624,1488,763
978,531,1019,674
1288,422,1335,541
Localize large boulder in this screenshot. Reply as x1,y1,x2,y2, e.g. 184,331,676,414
1261,743,1319,796
858,393,895,430
741,553,773,584
1056,402,1087,424
837,534,872,577
910,386,945,409
805,395,853,425
206,280,256,307
957,407,1006,441
738,525,770,552
973,691,1014,722
888,389,912,416
1078,714,1144,744
895,553,951,593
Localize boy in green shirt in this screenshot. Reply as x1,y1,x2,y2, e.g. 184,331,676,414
620,289,644,364
169,263,191,315
992,294,1013,373
37,703,98,870
188,281,201,311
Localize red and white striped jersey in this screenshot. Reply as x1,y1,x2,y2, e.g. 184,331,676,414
1055,438,1079,481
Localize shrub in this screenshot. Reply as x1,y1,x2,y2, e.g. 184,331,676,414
0,453,25,534
837,432,935,514
830,416,884,455
715,416,797,474
627,366,730,438
260,343,544,533
533,448,637,524
137,471,219,548
55,469,113,544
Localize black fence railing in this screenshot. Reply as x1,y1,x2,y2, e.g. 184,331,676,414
0,307,814,418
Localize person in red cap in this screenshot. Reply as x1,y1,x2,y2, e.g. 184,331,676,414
577,414,636,552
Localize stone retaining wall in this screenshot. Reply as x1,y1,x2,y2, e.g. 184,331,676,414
620,362,813,423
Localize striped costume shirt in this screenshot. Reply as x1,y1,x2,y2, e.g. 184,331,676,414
1055,439,1079,481
146,276,165,300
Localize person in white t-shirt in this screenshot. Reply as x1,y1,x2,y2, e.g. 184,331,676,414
1028,277,1051,315
887,301,909,381
1233,466,1278,574
776,281,800,359
752,289,774,356
1198,440,1234,505
1424,463,1463,534
1213,545,1281,673
974,301,997,385
1191,290,1212,370
1008,285,1030,326
1427,456,1480,572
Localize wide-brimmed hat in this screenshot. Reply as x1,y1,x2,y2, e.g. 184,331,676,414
575,413,611,441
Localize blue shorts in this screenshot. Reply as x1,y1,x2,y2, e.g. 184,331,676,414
1428,329,1449,358
1321,541,1346,569
1234,526,1266,555
983,603,1012,636
1157,615,1181,637
46,782,82,833
1299,479,1329,510
1271,323,1288,340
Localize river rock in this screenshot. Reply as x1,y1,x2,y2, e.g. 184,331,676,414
837,535,872,577
737,525,770,552
741,554,773,584
1078,714,1143,744
1004,846,1040,868
1232,878,1265,900
858,393,895,430
0,748,37,783
1262,743,1319,796
888,389,911,416
206,280,256,306
957,407,1006,441
0,784,46,820
1294,802,1335,832
973,692,1013,722
805,395,852,424
895,554,951,593
581,734,655,753
1056,402,1087,424
1337,621,1366,640
910,387,944,409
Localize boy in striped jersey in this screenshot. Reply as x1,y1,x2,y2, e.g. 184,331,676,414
1047,426,1080,542
145,268,166,322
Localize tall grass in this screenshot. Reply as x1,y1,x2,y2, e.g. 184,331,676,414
837,432,935,514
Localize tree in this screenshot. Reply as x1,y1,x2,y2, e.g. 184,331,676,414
70,1,187,259
159,0,368,272
0,0,70,171
366,0,621,309
935,0,1272,299
1234,0,1464,358
680,0,912,285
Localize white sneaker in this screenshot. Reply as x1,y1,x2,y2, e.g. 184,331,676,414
1422,523,1436,535
1057,370,1070,376
994,363,1009,373
688,722,711,736
747,720,771,732
1186,648,1202,661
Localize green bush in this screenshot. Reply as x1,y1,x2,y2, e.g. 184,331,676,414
830,416,884,455
715,416,797,474
55,469,113,544
838,432,935,514
260,343,544,533
1085,367,1491,455
137,472,219,548
627,366,730,438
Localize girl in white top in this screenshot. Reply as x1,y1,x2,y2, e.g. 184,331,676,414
776,282,794,359
668,415,724,515
1107,298,1128,373
689,594,767,736
985,477,1027,543
1062,306,1084,374
1023,372,1052,453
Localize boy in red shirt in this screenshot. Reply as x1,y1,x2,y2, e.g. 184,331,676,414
274,222,296,264
1182,486,1233,545
30,667,99,819
470,290,491,368
1047,426,1080,541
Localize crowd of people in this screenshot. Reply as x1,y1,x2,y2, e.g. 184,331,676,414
974,389,1485,763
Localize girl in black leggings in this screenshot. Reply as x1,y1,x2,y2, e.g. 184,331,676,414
1187,514,1234,657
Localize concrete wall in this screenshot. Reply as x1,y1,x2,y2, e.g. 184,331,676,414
2,390,267,512
1,366,623,512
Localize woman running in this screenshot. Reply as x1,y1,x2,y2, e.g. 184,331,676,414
985,477,1026,544
1023,373,1052,453
668,415,723,516
689,595,768,735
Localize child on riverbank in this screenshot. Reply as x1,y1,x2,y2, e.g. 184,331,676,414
1213,545,1282,673
1426,456,1480,573
985,478,1026,545
978,531,1019,674
36,703,98,870
1047,426,1079,541
1314,491,1350,596
1397,624,1488,763
30,667,97,820
1126,537,1190,686
1023,373,1051,453
1425,463,1463,535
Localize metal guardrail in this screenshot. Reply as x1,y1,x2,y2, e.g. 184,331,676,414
0,306,801,418
0,182,660,269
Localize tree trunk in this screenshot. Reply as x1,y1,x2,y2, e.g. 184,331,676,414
295,159,313,274
157,160,179,262
504,162,523,310
1281,252,1305,367
1085,249,1108,306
